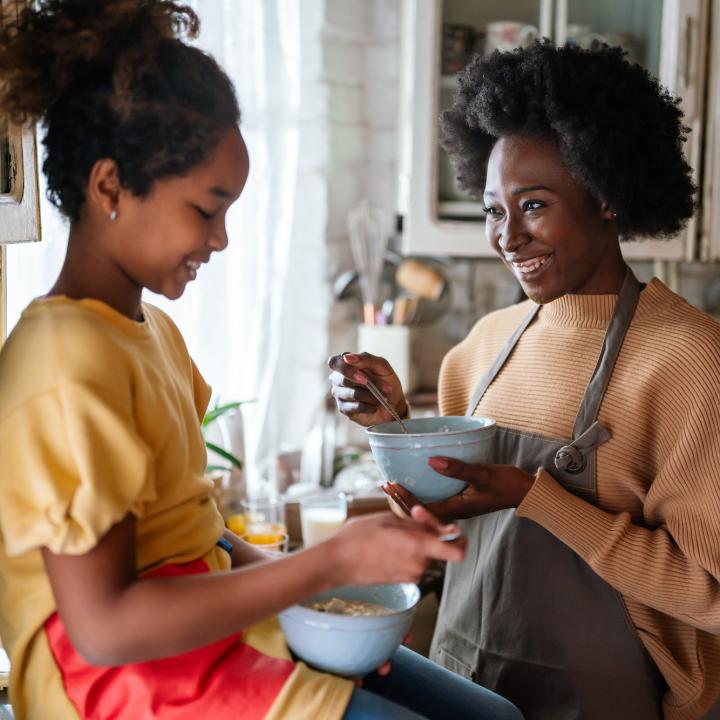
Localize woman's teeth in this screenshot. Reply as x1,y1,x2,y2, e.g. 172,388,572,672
512,255,549,274
186,261,201,271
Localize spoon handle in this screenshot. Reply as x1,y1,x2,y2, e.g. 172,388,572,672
364,377,409,433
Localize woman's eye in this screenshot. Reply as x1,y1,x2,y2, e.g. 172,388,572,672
523,200,545,212
483,206,500,216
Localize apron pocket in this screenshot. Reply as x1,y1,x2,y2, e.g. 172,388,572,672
436,646,474,680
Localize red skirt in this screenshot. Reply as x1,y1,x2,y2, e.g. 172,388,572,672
44,559,295,719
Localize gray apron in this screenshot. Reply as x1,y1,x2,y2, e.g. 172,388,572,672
431,269,667,720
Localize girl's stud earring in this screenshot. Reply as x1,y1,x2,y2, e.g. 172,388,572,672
109,209,118,221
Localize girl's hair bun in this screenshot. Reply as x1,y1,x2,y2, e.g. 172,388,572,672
0,0,198,124
0,0,240,221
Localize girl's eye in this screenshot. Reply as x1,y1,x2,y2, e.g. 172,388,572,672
194,206,215,220
483,206,500,216
523,200,545,212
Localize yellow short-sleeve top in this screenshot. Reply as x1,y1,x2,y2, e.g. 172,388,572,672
0,296,352,720
0,296,227,717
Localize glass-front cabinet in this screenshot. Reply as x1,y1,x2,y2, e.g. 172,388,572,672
398,0,710,259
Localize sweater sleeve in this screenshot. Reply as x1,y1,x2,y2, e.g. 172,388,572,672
517,368,720,633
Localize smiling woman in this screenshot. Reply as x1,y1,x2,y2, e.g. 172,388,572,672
330,40,720,720
482,135,626,304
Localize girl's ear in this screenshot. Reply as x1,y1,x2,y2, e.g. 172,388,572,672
87,158,121,220
600,200,616,221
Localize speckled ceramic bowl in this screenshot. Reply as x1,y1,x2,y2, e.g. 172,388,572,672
366,416,496,502
279,583,420,677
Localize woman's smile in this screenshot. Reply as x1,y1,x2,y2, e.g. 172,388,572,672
506,252,554,283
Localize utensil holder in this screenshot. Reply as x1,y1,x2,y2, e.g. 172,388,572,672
357,324,417,393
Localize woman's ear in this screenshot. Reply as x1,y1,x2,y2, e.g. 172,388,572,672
600,201,616,221
87,158,121,221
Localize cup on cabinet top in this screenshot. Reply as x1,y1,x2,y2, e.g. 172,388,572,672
484,21,538,55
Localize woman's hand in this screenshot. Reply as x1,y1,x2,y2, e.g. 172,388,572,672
382,457,536,522
327,352,408,427
327,506,466,587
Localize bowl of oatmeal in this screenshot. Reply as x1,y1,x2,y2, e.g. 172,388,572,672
366,416,496,502
278,583,420,677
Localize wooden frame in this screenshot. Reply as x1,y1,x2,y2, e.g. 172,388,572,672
0,0,41,246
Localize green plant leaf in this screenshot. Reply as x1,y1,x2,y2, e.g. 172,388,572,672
202,401,244,427
206,464,233,473
206,441,243,470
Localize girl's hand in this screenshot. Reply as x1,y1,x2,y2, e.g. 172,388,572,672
382,457,535,523
328,507,466,587
327,352,407,427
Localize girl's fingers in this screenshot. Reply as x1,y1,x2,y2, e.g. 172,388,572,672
410,504,459,537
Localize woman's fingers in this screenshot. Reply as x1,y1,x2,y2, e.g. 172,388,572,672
341,352,397,380
382,483,418,516
428,456,491,485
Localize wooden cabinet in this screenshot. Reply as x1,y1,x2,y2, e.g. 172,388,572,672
398,0,710,260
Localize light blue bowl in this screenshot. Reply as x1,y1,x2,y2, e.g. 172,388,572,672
366,416,496,502
279,583,420,677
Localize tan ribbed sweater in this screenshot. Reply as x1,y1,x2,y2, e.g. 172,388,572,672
438,278,720,720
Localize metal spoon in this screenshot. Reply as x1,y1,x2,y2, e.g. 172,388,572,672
364,377,410,433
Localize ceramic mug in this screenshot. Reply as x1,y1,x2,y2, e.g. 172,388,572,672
484,21,538,55
565,23,592,47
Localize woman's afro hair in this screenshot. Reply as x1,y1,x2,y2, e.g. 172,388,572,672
0,0,240,221
441,40,695,239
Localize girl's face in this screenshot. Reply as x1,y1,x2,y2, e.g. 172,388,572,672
483,136,625,304
111,125,249,300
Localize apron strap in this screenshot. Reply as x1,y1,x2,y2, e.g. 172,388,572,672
571,267,641,439
465,303,540,416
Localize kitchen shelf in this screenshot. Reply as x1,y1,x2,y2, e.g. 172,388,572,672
438,201,485,219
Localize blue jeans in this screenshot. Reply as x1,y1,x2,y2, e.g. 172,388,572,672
342,646,523,720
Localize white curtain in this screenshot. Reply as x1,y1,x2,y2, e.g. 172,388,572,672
7,0,331,491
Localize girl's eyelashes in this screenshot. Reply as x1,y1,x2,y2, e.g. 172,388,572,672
193,205,216,220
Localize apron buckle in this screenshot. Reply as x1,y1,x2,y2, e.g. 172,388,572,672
554,444,586,474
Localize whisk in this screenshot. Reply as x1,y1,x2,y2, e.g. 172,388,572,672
347,200,388,325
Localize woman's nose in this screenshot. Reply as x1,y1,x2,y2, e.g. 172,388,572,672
497,215,528,253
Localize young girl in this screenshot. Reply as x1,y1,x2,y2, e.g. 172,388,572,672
0,2,523,719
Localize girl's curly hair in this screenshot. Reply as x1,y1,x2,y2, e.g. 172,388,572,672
441,40,695,239
0,0,240,220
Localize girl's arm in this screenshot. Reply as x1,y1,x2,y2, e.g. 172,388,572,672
42,508,463,666
222,527,271,566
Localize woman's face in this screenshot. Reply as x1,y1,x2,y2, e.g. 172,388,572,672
483,136,625,304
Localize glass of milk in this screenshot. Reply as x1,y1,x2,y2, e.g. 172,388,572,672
300,492,348,547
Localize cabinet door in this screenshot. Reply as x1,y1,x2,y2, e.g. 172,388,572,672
701,0,720,260
556,0,708,261
399,0,553,257
399,0,709,260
